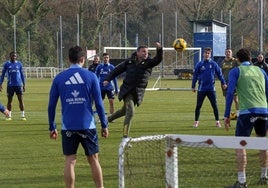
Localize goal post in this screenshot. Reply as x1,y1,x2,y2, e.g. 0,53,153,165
118,134,268,188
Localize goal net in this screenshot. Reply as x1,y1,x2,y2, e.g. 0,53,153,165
118,134,268,188
103,47,201,91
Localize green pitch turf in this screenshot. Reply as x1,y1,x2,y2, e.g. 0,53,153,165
0,78,236,187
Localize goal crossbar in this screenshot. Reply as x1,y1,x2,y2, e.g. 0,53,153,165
103,47,202,62
104,46,201,91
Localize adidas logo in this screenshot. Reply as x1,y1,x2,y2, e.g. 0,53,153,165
65,72,84,85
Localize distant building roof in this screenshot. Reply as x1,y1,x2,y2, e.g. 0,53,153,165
190,19,229,27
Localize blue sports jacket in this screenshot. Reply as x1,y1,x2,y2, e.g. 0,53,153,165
48,64,108,131
0,61,25,87
192,59,226,91
95,63,118,93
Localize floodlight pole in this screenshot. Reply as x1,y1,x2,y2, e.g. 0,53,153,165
161,13,164,78
229,10,232,48
98,32,101,54
77,14,79,46
56,32,59,68
258,0,263,52
28,31,30,67
60,16,63,70
13,15,16,52
175,11,178,68
124,12,127,58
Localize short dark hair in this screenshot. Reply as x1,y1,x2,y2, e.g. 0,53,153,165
68,46,85,63
102,53,109,57
204,47,212,52
137,45,148,52
236,48,251,62
10,51,17,57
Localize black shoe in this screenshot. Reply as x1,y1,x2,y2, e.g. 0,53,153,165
225,181,247,188
257,177,268,185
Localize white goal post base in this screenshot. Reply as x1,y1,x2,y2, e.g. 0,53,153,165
118,134,268,188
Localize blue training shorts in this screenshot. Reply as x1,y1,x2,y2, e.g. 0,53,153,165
7,86,23,96
236,113,268,137
61,129,99,156
101,89,115,99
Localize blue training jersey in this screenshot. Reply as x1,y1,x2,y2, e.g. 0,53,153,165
48,64,108,131
192,59,226,91
0,61,25,86
95,63,118,92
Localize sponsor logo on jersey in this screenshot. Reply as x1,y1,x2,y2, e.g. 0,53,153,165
65,72,84,85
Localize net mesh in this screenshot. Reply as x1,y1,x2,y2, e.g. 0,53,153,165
119,135,264,188
122,136,167,188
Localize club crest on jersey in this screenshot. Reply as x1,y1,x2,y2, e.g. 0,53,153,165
66,90,86,104
71,90,79,97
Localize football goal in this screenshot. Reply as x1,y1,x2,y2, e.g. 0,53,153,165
118,134,268,188
103,47,202,91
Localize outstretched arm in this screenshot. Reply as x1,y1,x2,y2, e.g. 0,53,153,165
148,42,163,68
155,42,162,49
104,61,126,85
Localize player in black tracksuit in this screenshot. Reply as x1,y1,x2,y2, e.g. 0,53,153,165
88,55,100,73
103,42,163,138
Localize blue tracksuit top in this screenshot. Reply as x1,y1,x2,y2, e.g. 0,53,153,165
191,59,226,91
48,64,108,131
95,63,118,93
0,61,25,86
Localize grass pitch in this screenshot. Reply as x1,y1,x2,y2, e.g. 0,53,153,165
0,78,236,187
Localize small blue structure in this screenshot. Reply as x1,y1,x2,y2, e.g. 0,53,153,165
191,19,229,63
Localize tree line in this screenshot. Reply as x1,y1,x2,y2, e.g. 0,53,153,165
0,0,266,67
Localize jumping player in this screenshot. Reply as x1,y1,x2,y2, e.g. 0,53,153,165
103,42,163,138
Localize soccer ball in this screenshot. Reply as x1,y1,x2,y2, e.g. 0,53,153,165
173,38,187,52
230,112,237,120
